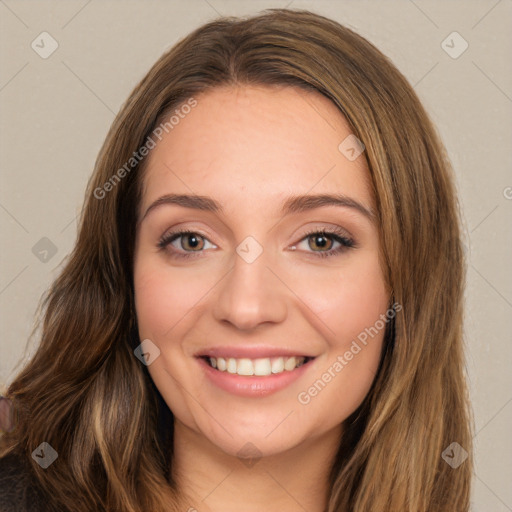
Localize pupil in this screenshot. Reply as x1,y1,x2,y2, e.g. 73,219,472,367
186,234,201,250
313,234,328,249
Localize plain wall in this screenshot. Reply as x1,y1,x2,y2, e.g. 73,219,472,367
1,1,511,510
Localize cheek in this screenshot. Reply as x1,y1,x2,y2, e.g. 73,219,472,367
292,252,389,346
133,258,209,427
294,261,389,427
133,258,212,338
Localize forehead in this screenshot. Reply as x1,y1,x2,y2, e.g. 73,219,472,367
139,85,373,219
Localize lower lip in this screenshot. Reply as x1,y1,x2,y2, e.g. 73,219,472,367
196,357,314,397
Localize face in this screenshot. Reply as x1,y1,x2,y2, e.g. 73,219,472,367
133,85,390,459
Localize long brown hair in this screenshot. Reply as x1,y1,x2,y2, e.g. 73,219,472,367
1,8,473,511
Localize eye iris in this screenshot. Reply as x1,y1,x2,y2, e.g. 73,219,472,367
309,234,332,251
182,234,203,251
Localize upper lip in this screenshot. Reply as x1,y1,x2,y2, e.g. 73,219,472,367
195,346,316,359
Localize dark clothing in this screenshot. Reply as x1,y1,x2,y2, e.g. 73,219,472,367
0,453,46,512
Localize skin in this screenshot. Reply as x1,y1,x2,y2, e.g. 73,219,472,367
133,85,390,512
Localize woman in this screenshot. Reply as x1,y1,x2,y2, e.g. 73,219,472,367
0,8,473,512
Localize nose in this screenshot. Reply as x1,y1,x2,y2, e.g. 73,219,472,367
212,248,288,331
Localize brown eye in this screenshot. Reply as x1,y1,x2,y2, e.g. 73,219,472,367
293,229,356,259
157,230,217,260
179,233,205,251
307,233,334,252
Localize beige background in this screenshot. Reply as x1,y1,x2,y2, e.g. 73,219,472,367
1,0,511,509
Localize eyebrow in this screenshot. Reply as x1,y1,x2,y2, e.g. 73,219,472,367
141,193,375,223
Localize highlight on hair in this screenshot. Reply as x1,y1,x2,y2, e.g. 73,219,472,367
0,8,473,511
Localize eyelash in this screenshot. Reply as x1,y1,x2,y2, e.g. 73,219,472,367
157,227,356,260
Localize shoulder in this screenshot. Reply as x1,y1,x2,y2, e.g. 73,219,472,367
0,452,46,512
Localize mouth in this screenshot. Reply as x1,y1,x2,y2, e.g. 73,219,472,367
196,351,318,397
200,355,315,376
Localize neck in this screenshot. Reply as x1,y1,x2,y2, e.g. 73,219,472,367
171,420,342,512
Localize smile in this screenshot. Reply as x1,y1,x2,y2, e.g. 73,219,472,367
197,355,316,397
204,356,313,376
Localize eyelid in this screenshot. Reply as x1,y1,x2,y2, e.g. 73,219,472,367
294,223,354,241
157,224,356,260
292,227,356,256
157,228,217,252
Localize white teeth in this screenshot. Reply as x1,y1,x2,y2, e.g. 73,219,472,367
237,358,254,376
206,356,307,376
284,356,297,371
271,357,284,373
254,358,272,376
227,358,237,374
